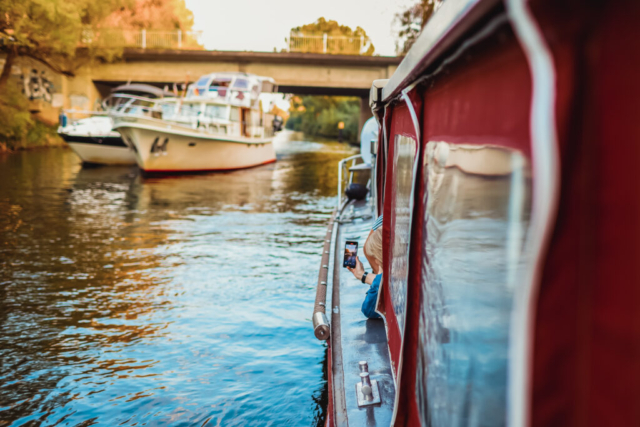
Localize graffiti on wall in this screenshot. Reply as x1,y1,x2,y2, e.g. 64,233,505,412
22,69,54,102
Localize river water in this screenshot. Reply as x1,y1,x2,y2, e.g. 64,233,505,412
0,132,356,426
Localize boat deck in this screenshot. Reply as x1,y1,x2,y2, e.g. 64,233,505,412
329,199,396,426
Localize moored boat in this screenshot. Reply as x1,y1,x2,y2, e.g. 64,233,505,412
111,73,280,173
58,84,175,165
314,0,640,426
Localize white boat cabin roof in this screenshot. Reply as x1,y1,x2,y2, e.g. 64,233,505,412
185,72,277,108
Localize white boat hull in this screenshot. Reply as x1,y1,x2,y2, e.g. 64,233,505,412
66,141,137,165
58,116,137,165
114,119,276,172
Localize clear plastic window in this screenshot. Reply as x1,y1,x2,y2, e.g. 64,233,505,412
205,105,228,120
232,78,250,89
229,107,240,122
196,76,210,87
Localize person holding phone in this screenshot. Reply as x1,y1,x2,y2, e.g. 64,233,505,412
345,216,384,319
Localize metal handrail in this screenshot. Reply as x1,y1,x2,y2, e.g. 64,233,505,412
312,209,338,340
81,29,203,49
336,154,364,209
288,32,372,55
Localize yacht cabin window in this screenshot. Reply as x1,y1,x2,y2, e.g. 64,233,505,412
180,103,200,117
232,78,250,90
205,105,228,120
161,103,177,118
209,77,232,97
230,107,240,122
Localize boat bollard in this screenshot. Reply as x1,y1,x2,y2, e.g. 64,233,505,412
360,373,373,400
355,361,381,407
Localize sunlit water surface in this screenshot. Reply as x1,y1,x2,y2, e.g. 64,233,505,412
0,132,355,426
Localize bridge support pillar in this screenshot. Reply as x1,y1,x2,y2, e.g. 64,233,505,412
358,96,373,139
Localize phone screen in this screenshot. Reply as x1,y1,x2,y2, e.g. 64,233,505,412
343,241,358,268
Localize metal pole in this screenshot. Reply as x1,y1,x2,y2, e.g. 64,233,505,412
323,33,327,53
337,159,343,209
178,30,182,48
141,29,146,49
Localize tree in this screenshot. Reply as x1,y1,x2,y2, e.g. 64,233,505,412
289,18,374,56
0,0,196,89
286,96,360,143
101,0,194,31
0,0,129,89
0,0,195,149
395,0,442,55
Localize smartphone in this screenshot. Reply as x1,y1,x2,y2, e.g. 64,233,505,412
343,241,358,268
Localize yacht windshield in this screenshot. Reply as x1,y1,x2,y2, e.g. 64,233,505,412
232,78,250,90
195,76,211,93
209,77,232,97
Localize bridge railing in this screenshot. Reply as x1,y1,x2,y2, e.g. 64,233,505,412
288,33,372,55
82,29,204,49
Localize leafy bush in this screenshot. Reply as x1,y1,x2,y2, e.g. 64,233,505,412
286,96,360,143
0,85,34,150
0,84,60,151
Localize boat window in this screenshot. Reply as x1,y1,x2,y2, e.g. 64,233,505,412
180,103,200,117
415,142,531,427
161,103,177,118
208,77,232,97
388,134,418,337
210,77,232,87
196,76,211,87
205,105,228,120
232,78,250,89
229,107,240,122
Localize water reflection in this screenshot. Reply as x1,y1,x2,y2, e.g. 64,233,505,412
0,131,355,426
416,142,531,427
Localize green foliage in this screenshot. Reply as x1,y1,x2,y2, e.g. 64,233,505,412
286,96,360,143
290,17,374,56
395,0,439,55
0,0,129,78
0,83,61,151
0,0,195,80
101,0,194,31
0,84,33,146
0,0,195,149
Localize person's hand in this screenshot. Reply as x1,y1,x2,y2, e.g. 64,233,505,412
347,256,365,282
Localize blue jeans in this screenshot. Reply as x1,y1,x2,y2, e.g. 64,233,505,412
361,274,382,319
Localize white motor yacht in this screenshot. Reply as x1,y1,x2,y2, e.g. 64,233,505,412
58,84,176,165
110,73,280,173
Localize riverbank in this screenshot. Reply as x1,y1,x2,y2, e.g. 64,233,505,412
0,123,65,153
0,80,67,153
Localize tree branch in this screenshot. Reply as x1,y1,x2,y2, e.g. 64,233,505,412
0,47,17,89
19,48,75,77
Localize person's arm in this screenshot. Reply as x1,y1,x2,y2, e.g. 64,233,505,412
363,229,381,274
347,257,376,285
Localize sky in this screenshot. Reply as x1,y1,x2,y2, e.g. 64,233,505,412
184,0,416,57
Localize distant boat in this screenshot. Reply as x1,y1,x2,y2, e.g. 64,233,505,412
110,73,280,173
58,84,176,166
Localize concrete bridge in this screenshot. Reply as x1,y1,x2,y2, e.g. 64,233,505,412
74,49,401,130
